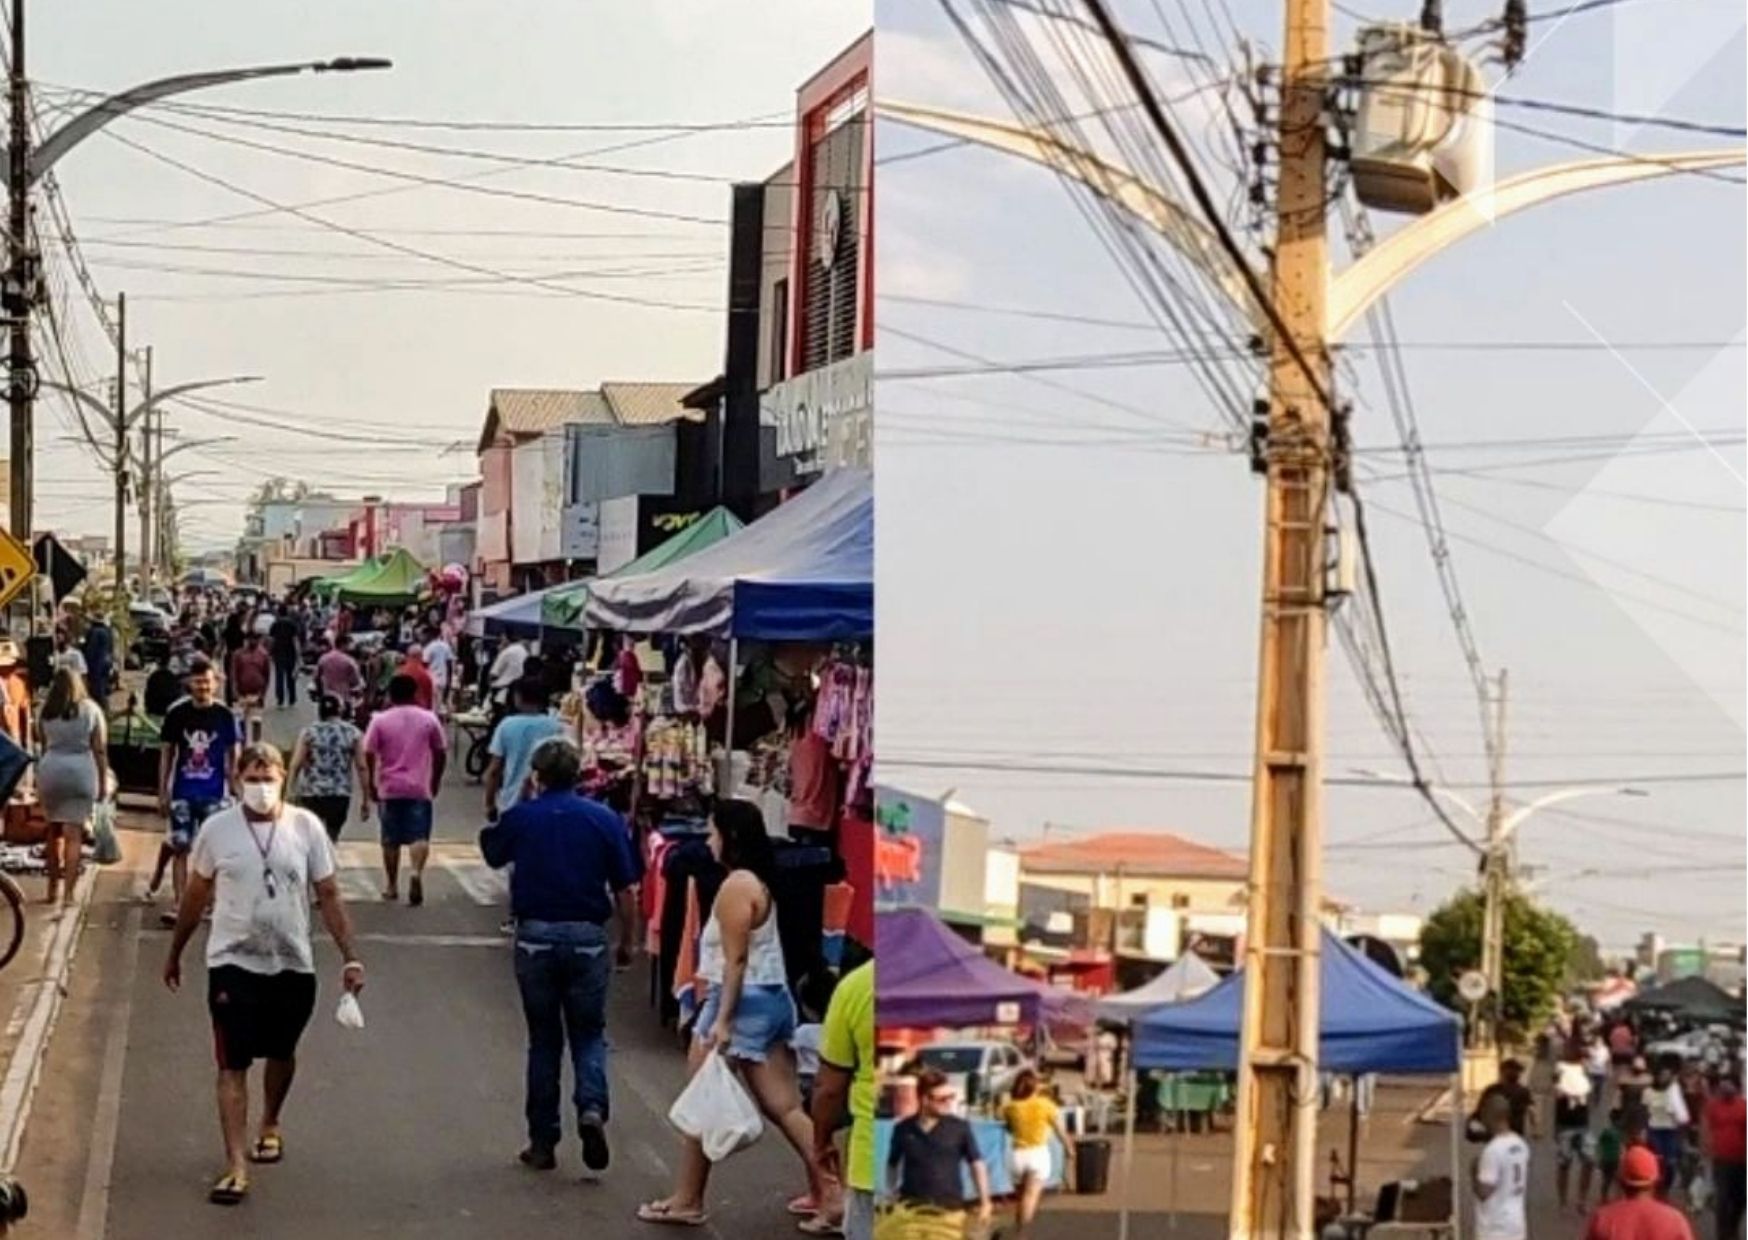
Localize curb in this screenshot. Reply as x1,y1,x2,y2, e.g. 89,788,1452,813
0,863,98,1172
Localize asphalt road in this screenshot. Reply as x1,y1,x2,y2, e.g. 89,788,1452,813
11,701,810,1239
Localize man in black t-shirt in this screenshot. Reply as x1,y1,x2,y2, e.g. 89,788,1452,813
1477,1058,1539,1139
887,1069,992,1229
268,611,302,709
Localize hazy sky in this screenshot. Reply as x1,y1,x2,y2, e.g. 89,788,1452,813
873,0,1746,948
32,1,868,550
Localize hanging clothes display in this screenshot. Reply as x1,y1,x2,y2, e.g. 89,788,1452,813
641,718,715,801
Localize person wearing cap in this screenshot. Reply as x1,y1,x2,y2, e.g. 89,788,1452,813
1473,1093,1531,1240
1583,1146,1696,1240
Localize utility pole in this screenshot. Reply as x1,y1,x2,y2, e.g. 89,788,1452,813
137,345,152,595
111,291,126,592
1479,669,1509,1051
1230,0,1331,1235
5,0,30,552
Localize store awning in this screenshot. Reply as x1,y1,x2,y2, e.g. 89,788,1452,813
582,468,871,640
540,507,745,630
464,581,577,638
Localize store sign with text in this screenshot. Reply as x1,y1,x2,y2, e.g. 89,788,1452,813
761,352,871,475
873,786,943,911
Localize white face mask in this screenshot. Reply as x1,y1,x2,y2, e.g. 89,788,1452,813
242,780,282,815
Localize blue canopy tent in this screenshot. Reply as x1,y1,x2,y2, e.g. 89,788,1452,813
1133,931,1461,1073
581,467,871,641
464,581,574,638
1119,932,1464,1237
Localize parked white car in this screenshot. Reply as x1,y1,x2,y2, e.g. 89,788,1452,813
911,1040,1033,1110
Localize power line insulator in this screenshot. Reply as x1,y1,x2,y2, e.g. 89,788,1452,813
1420,0,1444,34
1502,0,1527,67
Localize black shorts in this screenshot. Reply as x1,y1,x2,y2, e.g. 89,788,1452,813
208,965,318,1071
301,795,350,842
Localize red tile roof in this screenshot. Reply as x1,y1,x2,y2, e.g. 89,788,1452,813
1020,831,1248,880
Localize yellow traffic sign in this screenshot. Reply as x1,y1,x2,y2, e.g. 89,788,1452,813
0,530,35,612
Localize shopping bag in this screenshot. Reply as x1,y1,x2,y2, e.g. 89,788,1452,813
667,1051,763,1162
90,801,122,866
335,992,365,1030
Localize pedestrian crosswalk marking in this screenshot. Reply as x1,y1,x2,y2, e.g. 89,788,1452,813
438,855,507,907
337,868,380,904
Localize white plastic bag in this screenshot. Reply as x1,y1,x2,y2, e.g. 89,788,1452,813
667,1051,762,1162
335,992,365,1030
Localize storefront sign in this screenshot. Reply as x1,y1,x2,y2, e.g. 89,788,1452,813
596,495,639,575
559,502,599,561
762,352,871,474
873,786,943,910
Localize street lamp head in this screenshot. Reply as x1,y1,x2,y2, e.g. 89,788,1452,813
316,58,393,72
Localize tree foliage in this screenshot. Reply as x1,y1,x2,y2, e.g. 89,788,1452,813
1419,888,1579,1045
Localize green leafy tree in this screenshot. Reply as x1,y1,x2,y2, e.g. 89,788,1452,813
1419,888,1579,1045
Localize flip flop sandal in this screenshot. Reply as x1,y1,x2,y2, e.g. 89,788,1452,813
637,1201,709,1228
787,1194,820,1216
249,1134,284,1164
797,1216,845,1236
409,876,424,907
208,1172,248,1205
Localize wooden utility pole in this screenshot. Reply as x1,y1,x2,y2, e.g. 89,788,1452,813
1479,669,1509,1049
1229,0,1332,1234
111,291,126,591
137,346,153,596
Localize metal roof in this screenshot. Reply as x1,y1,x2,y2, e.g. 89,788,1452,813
1020,831,1249,880
601,382,704,426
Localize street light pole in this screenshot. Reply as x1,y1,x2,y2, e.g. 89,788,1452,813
112,290,125,591
1,4,387,563
1480,670,1509,1051
6,0,31,551
137,344,152,595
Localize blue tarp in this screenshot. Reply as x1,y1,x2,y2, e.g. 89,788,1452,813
465,581,574,638
582,468,871,641
1132,931,1461,1075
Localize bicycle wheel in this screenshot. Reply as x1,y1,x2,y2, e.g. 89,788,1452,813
0,875,26,973
464,735,490,780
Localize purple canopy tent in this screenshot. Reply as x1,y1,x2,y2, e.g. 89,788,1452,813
876,908,1092,1031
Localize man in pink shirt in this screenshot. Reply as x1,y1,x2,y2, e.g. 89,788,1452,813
363,673,447,905
316,637,365,705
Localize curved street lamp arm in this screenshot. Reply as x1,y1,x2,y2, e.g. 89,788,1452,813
1500,785,1643,841
39,378,120,460
876,100,1264,327
1348,766,1485,824
1328,151,1745,339
126,375,261,430
26,59,391,188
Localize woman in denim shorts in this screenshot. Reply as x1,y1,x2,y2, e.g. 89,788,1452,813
639,800,840,1230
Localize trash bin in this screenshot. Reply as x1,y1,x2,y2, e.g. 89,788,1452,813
1072,1138,1112,1195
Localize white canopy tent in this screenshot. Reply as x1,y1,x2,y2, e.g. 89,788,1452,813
1094,952,1221,1024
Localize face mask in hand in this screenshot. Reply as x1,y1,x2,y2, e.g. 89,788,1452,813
242,781,282,815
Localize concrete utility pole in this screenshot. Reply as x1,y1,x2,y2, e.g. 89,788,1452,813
1229,0,1331,1234
111,291,126,591
137,345,152,595
1479,669,1509,1050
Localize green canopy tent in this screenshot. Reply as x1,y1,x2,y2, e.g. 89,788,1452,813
310,555,384,600
325,548,429,607
540,507,744,630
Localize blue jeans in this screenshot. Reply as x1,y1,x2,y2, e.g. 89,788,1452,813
514,920,611,1149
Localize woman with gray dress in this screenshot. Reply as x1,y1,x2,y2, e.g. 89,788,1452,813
35,667,108,904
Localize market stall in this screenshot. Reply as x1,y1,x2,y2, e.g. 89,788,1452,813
314,548,429,608
875,908,1093,1199
1125,931,1464,1240
582,471,874,986
1623,975,1745,1027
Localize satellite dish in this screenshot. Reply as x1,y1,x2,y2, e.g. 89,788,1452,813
1458,970,1489,1004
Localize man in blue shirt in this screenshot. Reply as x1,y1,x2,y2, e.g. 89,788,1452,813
480,737,640,1176
156,658,240,928
483,677,565,821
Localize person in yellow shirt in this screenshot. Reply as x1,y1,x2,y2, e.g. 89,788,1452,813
1001,1069,1076,1238
809,960,874,1239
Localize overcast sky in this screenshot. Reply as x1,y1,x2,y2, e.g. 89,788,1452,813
873,0,1746,950
32,1,868,551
